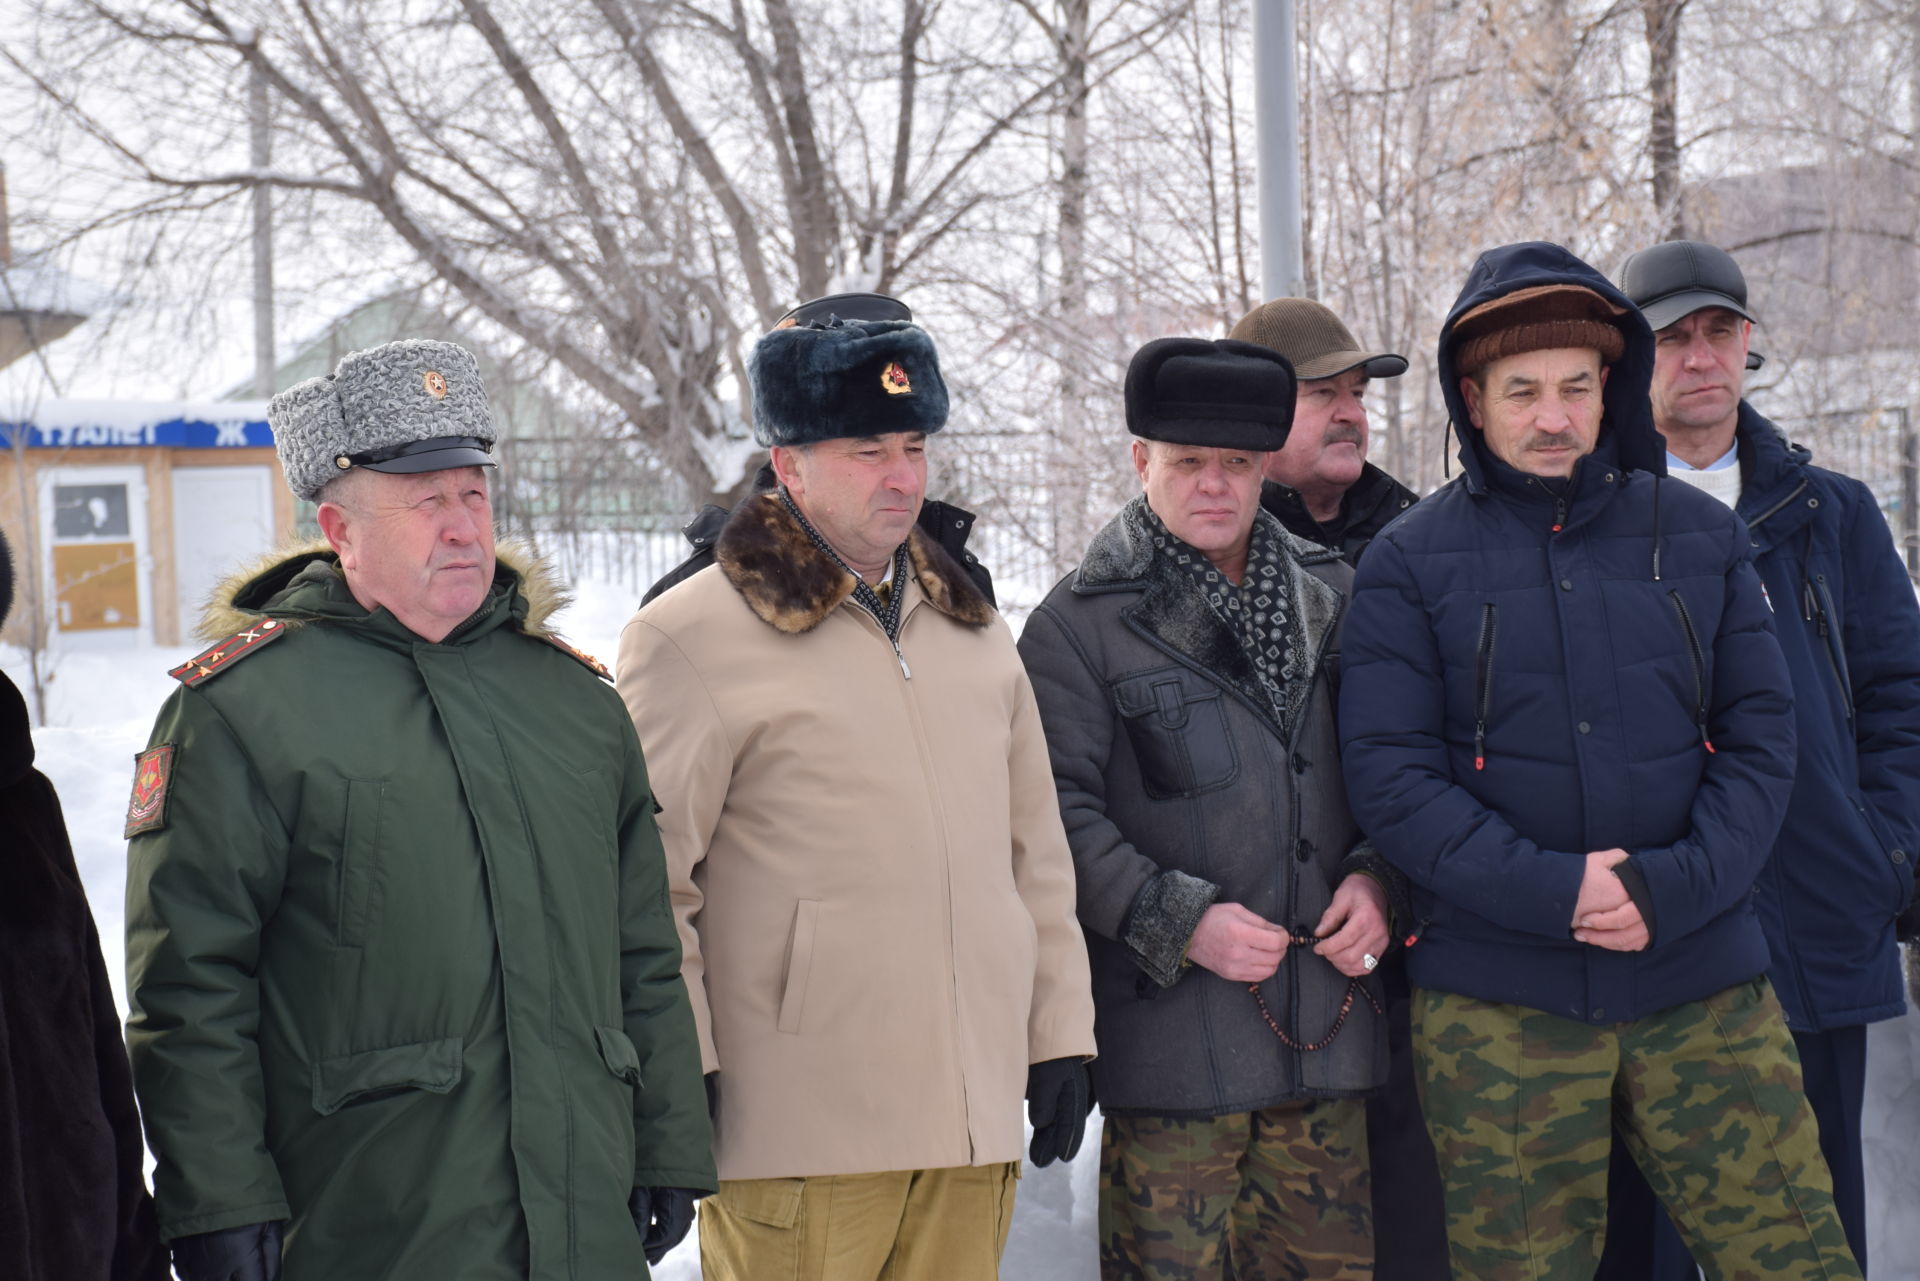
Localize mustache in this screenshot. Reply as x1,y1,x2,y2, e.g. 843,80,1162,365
1322,425,1364,447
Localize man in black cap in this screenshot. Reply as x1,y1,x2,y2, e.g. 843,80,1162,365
1229,298,1418,566
1019,337,1400,1279
124,339,715,1281
1597,241,1920,1280
641,293,994,607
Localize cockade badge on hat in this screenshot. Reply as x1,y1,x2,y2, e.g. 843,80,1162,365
882,361,912,395
423,369,448,399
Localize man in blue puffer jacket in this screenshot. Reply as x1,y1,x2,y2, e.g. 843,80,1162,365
1339,241,1860,1279
1597,242,1920,1280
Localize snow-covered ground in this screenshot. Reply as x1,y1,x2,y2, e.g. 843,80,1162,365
8,565,1914,1279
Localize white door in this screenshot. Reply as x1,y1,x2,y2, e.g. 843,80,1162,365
38,464,152,644
172,465,276,632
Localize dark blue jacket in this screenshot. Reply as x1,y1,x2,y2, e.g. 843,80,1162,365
1731,405,1920,1030
1338,242,1796,1024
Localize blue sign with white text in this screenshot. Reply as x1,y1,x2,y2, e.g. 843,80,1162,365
0,416,273,449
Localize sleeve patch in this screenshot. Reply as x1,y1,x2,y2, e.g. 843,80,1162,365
125,744,178,837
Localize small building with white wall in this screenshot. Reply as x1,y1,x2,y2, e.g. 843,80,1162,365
1,399,292,648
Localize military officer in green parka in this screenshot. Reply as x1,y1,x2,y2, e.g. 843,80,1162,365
123,339,715,1281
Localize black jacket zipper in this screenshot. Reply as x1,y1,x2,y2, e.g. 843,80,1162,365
1744,479,1809,534
1668,590,1715,753
1474,602,1497,770
1808,578,1856,723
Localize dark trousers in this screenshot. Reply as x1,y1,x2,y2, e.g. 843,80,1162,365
1595,1023,1868,1279
1367,956,1452,1280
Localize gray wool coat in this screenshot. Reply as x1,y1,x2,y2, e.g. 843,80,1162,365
1018,499,1397,1116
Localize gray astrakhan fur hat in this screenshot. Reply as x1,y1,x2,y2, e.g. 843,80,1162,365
270,338,497,501
748,318,949,448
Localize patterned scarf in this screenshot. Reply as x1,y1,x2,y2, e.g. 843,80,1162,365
779,488,910,642
1142,501,1302,724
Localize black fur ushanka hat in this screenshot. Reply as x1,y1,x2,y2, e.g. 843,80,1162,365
748,318,949,447
1125,337,1296,452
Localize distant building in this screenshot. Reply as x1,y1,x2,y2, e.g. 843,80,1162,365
1,399,289,647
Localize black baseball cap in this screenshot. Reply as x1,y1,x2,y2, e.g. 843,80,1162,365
1618,241,1759,332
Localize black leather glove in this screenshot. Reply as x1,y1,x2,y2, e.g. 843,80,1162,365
170,1220,284,1281
704,1070,719,1119
629,1186,700,1266
1025,1056,1092,1168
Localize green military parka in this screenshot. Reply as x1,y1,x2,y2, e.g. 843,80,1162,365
125,544,714,1281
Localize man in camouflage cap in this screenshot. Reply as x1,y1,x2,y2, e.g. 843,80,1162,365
125,339,715,1281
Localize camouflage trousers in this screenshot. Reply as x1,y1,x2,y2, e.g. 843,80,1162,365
1414,979,1861,1281
1099,1100,1373,1281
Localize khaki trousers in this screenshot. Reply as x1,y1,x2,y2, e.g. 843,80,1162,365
699,1162,1020,1281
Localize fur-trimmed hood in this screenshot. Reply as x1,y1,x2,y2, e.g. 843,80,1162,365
713,492,995,635
195,537,571,642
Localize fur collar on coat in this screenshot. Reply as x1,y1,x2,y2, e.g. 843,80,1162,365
193,538,571,642
714,492,995,635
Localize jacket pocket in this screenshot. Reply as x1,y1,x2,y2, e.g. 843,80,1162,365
336,777,387,947
311,1036,463,1116
719,1177,805,1229
777,900,820,1034
593,1025,643,1087
1111,667,1239,799
1668,591,1714,751
1849,794,1913,915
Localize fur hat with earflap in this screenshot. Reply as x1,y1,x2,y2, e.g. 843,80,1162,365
748,318,949,448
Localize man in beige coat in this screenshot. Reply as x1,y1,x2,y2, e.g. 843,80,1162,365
616,316,1097,1281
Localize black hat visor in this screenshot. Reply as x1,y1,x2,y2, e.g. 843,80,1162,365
1639,287,1757,334
1301,349,1409,381
347,436,497,476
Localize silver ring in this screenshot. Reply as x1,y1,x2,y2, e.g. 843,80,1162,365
1362,953,1379,971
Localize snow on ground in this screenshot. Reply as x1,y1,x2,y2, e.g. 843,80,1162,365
8,564,1916,1278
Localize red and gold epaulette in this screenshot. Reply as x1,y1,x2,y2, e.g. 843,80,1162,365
169,618,291,686
542,633,612,681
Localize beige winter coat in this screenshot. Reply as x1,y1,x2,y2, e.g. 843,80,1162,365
616,495,1095,1181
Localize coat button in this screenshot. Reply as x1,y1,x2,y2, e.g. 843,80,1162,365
1296,838,1313,863
1293,753,1309,774
1894,849,1908,865
1578,721,1591,734
1593,1007,1607,1021
1560,579,1573,591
